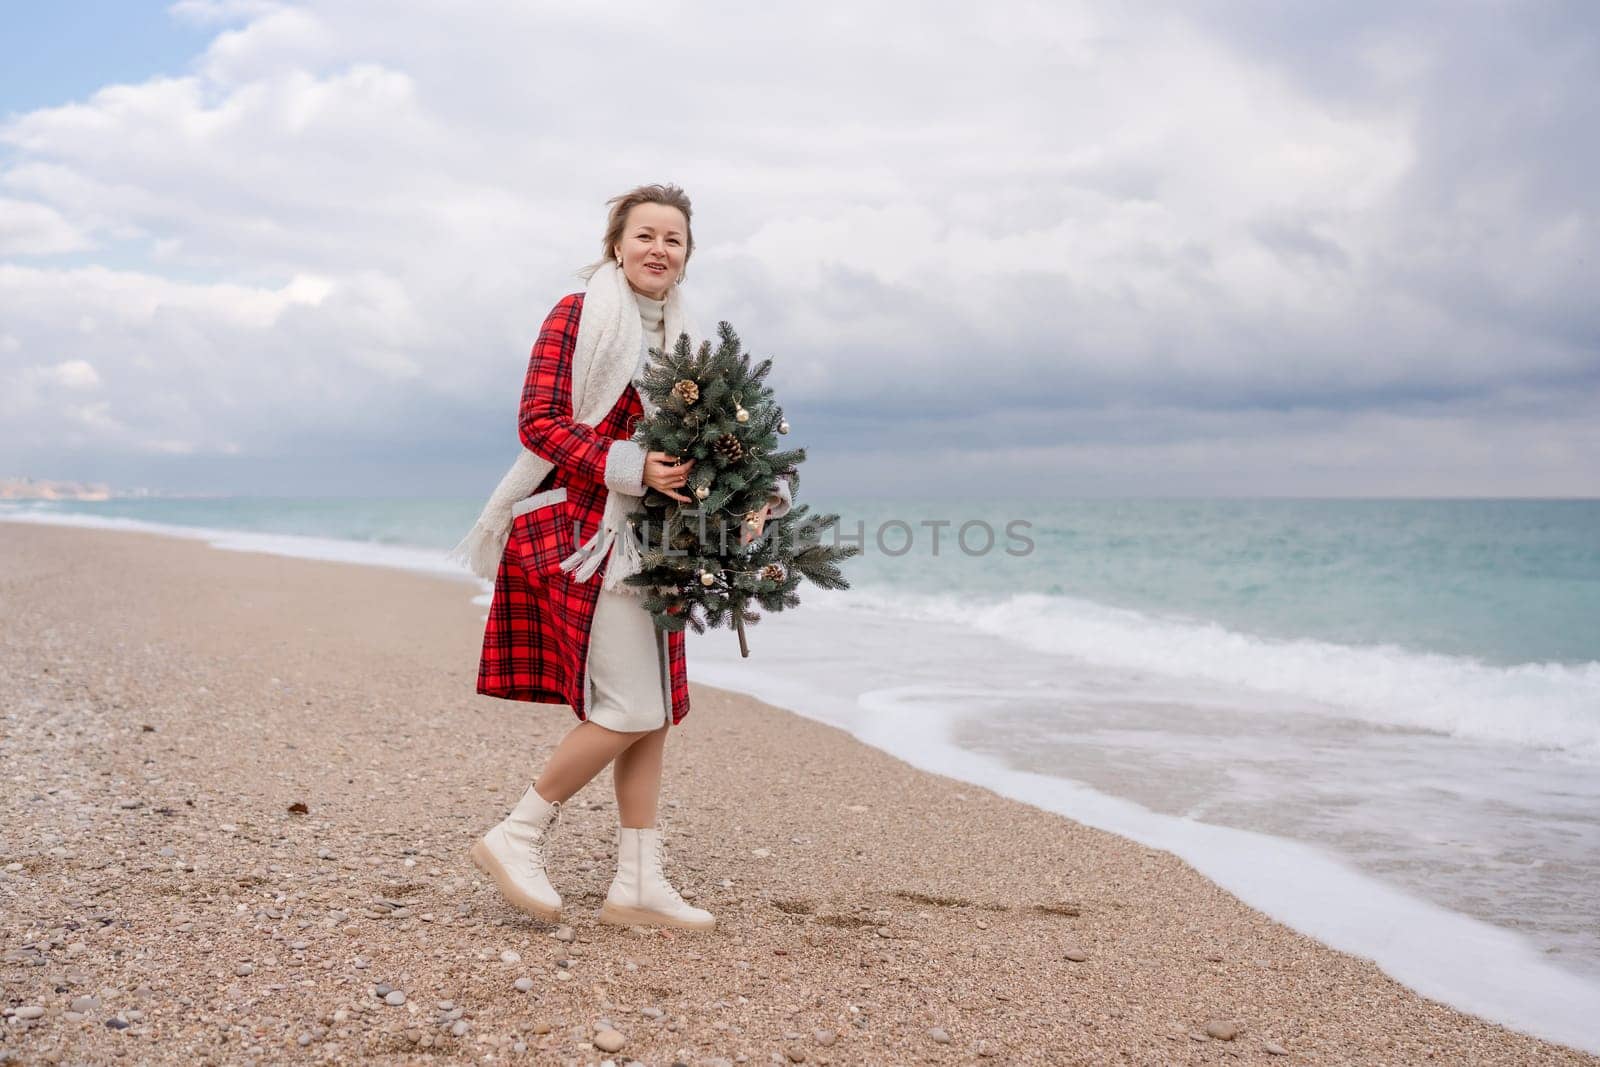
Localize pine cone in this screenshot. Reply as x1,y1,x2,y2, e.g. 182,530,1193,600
672,379,700,405
761,563,785,582
713,433,744,462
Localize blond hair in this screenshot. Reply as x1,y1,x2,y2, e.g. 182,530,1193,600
578,182,695,281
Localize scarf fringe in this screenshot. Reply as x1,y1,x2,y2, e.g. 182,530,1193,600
559,489,647,593
447,520,510,581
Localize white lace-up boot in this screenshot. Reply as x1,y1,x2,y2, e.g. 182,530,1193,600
598,826,715,931
469,784,563,922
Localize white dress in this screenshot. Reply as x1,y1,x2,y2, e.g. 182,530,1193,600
583,292,673,733
580,290,792,732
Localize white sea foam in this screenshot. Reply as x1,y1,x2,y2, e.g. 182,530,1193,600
829,586,1600,759
693,619,1600,1056
11,505,1593,757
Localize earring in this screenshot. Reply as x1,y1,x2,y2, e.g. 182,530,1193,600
616,256,623,267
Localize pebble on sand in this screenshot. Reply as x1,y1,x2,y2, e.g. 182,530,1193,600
1205,1019,1239,1040
593,1028,626,1052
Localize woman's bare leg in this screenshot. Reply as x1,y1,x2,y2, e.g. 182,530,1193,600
612,722,669,828
533,721,646,804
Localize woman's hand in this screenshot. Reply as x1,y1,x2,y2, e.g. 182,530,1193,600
643,451,695,503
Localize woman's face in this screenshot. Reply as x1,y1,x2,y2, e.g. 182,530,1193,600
614,202,689,300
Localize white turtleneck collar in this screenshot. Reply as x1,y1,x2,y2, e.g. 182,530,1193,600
633,288,666,352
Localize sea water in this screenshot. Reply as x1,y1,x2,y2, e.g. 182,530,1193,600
5,494,1598,1052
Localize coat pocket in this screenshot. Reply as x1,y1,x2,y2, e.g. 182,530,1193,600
509,487,572,581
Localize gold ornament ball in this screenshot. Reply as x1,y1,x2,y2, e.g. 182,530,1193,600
778,420,790,434
699,570,716,587
694,485,709,500
735,407,749,423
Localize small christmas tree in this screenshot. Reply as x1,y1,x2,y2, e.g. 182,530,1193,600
620,321,858,656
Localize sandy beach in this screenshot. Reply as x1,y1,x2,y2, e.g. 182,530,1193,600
0,522,1594,1066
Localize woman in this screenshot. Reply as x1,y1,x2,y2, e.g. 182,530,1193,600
453,183,791,932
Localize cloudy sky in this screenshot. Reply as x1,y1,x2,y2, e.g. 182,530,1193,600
1,0,1595,498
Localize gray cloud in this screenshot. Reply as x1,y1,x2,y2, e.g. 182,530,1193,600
0,0,1595,497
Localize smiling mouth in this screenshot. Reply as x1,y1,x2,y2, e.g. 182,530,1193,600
644,264,666,273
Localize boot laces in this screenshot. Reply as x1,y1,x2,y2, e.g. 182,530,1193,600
647,834,687,906
525,800,560,875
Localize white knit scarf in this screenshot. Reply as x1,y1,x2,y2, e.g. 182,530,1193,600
447,259,699,594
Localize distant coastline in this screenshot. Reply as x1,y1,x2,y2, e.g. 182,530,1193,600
0,476,204,501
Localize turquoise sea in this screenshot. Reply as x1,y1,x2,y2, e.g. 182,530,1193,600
9,495,1596,668
5,495,1598,1052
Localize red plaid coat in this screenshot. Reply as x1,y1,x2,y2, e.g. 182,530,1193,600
476,291,691,725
